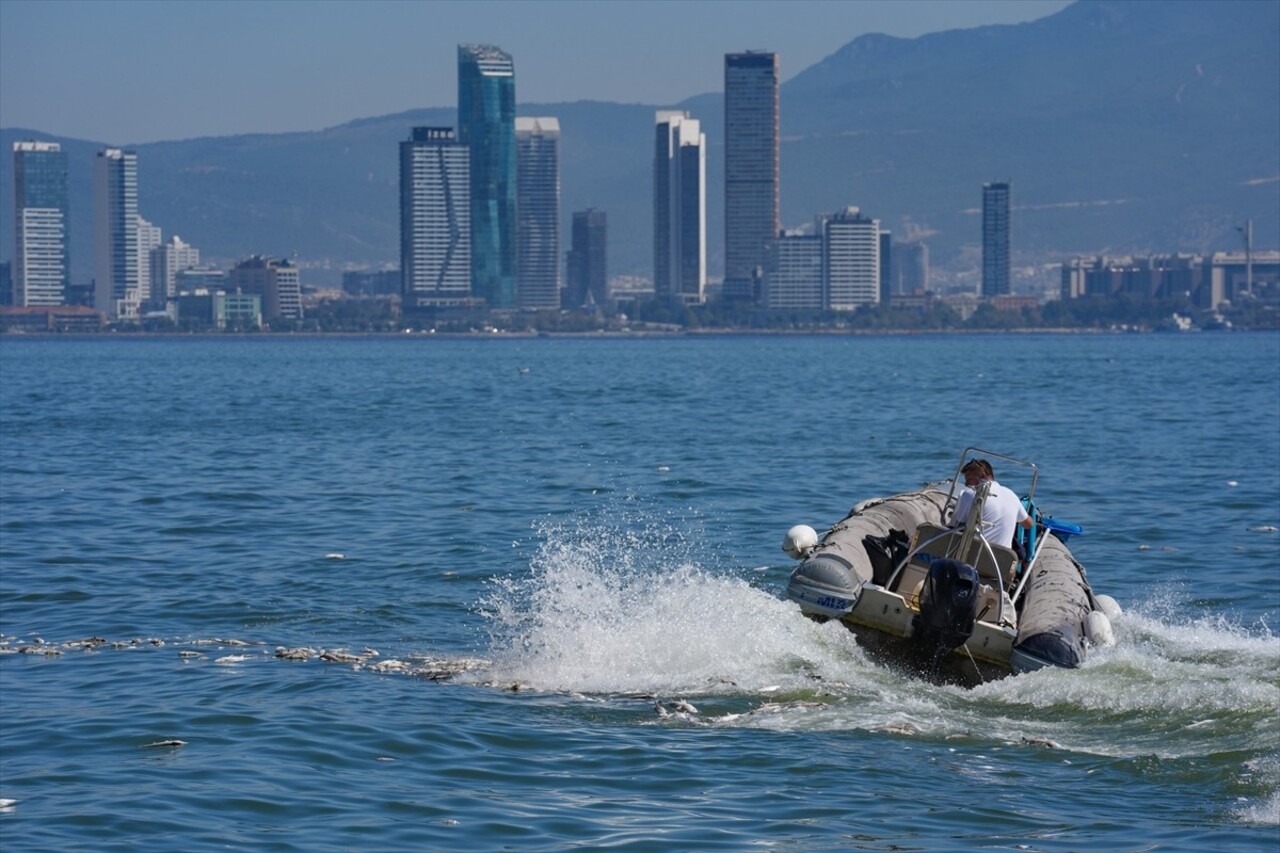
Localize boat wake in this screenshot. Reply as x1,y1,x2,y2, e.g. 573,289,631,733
472,514,1280,825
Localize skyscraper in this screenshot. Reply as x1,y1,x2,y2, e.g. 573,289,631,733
399,127,471,307
654,110,706,306
136,215,162,307
94,148,140,319
515,117,561,311
982,181,1011,297
457,44,516,309
566,208,607,310
724,51,779,303
822,207,881,311
12,141,70,307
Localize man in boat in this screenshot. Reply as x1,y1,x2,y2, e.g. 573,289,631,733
952,458,1033,550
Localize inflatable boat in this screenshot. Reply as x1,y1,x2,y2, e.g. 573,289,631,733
782,449,1119,685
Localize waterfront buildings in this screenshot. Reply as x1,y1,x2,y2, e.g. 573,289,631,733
1061,252,1280,309
230,255,302,322
762,231,823,310
150,235,200,308
12,141,70,307
515,117,561,311
822,207,881,310
399,126,472,308
653,110,706,306
176,288,262,331
93,148,141,319
895,241,930,295
566,208,607,310
458,44,517,309
723,51,780,303
982,181,1011,297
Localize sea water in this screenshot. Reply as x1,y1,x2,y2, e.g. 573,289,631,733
1,332,1276,852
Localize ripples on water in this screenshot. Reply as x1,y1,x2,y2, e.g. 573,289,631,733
1,333,1277,851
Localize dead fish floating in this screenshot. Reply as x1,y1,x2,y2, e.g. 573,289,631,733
141,740,187,749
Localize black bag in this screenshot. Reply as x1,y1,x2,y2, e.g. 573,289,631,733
863,528,910,587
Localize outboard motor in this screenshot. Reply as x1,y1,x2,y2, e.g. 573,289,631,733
914,558,981,675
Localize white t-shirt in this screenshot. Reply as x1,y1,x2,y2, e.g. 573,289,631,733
953,480,1028,547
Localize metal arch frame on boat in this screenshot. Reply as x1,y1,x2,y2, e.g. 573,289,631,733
881,447,1045,627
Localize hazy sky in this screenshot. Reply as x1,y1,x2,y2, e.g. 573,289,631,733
1,0,1071,145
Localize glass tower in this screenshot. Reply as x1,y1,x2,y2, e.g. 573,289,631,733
515,117,561,311
654,111,706,306
12,141,70,306
93,148,140,319
982,181,1011,297
457,44,517,309
400,127,472,307
724,52,779,303
566,209,607,310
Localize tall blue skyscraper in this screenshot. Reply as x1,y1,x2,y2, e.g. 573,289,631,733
400,127,472,308
515,117,561,311
12,141,70,306
982,181,1011,297
457,44,516,309
724,51,779,304
93,148,140,319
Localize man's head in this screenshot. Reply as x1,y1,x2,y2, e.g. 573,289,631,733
962,458,994,486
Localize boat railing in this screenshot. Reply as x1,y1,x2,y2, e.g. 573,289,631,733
883,526,1012,626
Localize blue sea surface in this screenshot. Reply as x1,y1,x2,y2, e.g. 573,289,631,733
1,332,1277,852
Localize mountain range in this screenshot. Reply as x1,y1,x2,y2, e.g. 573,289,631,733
1,0,1277,288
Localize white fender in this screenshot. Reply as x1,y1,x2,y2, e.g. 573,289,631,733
1085,610,1115,647
782,525,818,560
1093,594,1122,619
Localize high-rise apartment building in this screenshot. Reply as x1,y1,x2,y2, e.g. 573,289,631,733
150,235,200,307
12,141,70,307
515,117,561,311
724,51,779,303
231,255,302,322
895,241,930,295
458,44,516,308
822,207,881,311
399,127,472,308
136,216,162,306
763,231,823,310
654,110,706,306
566,208,607,309
982,181,1011,297
94,148,141,319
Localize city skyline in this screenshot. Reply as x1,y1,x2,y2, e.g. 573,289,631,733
0,1,1072,145
0,0,1272,324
